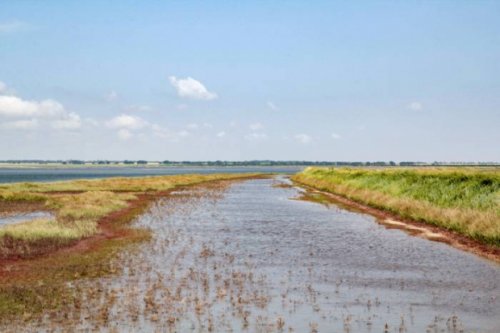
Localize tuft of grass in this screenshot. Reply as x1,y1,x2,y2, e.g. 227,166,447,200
292,167,500,246
0,191,47,203
48,191,136,221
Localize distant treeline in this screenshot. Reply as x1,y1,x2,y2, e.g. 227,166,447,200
0,160,498,167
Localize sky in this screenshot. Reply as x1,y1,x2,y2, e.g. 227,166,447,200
0,1,499,162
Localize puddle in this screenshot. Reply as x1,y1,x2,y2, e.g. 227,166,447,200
0,211,53,226
6,177,500,332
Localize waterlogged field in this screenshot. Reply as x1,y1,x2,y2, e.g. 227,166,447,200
293,167,500,246
0,173,260,259
3,177,499,332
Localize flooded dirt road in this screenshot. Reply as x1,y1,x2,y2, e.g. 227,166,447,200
13,177,500,332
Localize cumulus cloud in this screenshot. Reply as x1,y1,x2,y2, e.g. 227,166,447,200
0,20,30,34
106,114,148,130
0,95,65,118
216,131,226,138
295,133,312,144
408,101,422,111
169,76,217,100
0,83,82,131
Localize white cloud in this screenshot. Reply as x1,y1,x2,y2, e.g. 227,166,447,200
117,129,132,140
169,76,217,100
0,119,38,130
267,101,278,111
216,131,226,138
0,84,83,131
51,112,81,129
249,122,264,131
295,133,312,144
245,132,268,141
408,101,422,111
106,114,148,130
0,95,65,118
331,132,341,139
105,90,118,102
0,20,30,34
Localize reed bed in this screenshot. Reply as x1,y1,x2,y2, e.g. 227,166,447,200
292,167,500,246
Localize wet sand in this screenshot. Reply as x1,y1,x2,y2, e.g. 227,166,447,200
7,176,499,332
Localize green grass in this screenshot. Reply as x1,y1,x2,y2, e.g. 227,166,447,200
292,167,500,245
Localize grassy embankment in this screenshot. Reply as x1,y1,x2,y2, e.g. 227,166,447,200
0,173,262,319
293,167,499,246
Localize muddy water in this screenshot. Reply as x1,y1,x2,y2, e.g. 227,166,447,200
17,177,500,332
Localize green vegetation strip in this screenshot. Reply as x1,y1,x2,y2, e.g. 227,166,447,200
292,167,500,246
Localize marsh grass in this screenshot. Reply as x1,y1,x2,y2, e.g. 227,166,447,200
293,167,500,245
0,173,261,258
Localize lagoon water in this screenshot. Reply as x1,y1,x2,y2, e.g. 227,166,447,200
14,176,499,332
0,166,304,184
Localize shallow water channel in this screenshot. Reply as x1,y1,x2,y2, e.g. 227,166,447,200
0,211,53,226
21,177,500,332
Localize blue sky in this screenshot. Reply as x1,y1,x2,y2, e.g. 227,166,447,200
0,1,499,161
